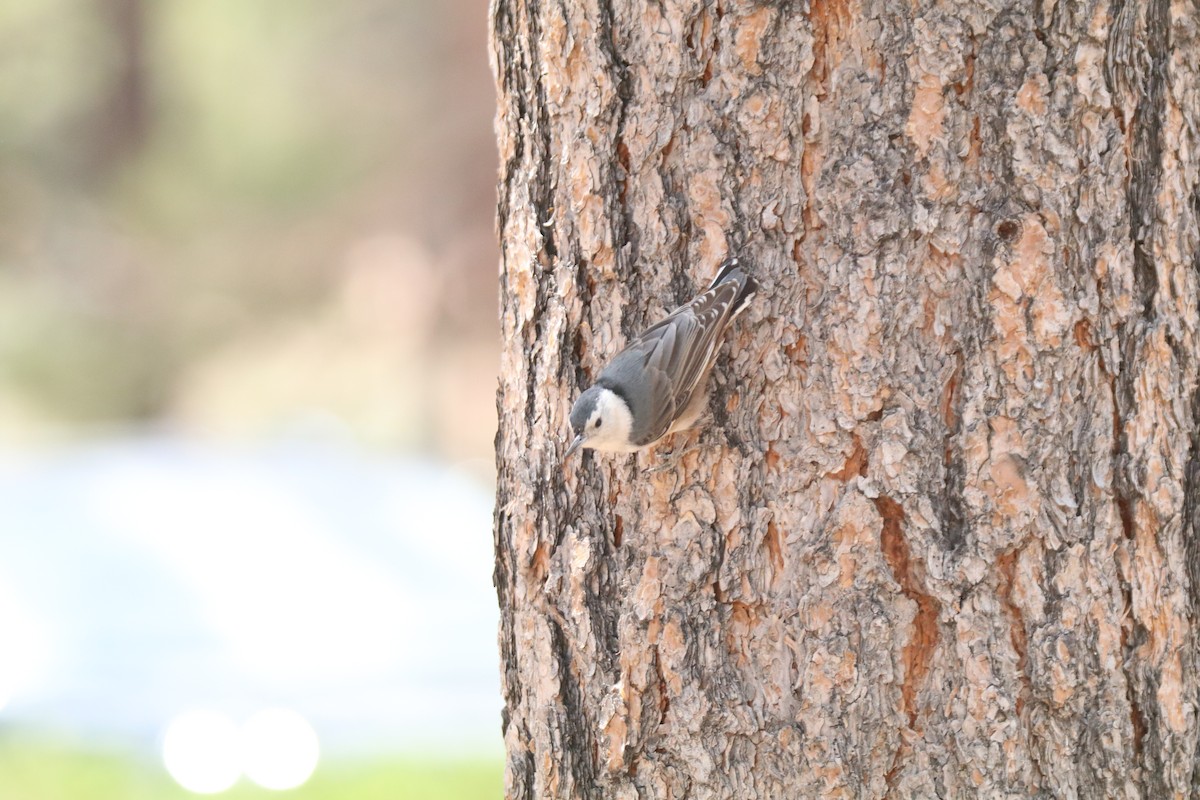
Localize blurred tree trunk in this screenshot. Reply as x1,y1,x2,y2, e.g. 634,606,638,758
490,0,1200,797
86,0,149,179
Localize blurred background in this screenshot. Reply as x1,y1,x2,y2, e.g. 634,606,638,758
0,0,501,797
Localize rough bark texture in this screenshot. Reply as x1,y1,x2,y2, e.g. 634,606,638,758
491,1,1200,797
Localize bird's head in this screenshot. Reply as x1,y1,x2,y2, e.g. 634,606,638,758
563,385,635,458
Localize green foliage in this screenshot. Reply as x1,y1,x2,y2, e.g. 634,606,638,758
0,739,503,800
0,0,489,438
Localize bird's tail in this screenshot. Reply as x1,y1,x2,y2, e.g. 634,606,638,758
709,256,758,315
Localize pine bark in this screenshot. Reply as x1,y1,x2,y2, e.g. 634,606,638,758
491,1,1200,797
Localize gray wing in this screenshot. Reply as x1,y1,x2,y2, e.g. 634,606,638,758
598,279,744,445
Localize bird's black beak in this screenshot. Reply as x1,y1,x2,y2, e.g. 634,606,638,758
563,434,585,460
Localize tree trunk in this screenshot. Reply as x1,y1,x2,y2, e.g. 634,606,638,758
490,1,1200,797
87,0,149,179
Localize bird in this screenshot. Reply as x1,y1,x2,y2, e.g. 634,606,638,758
563,256,757,460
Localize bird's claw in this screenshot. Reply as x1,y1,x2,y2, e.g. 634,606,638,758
646,436,704,474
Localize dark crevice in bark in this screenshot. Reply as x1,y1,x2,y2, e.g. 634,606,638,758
996,551,1030,703
528,4,559,263
494,499,522,717
875,495,941,791
878,494,940,724
492,282,526,796
1030,0,1060,85
799,0,848,240
1185,192,1200,599
1103,1,1170,789
668,262,699,309
712,388,743,461
684,6,717,87
937,350,967,552
492,266,524,774
1128,665,1148,761
1190,189,1200,795
1111,387,1150,775
808,0,847,100
616,139,631,210
595,0,641,337
520,745,537,800
1111,341,1134,555
996,548,1045,787
936,461,967,555
978,10,1033,181
653,645,670,726
657,118,695,309
494,488,536,800
712,510,729,603
547,615,601,798
1117,561,1151,770
491,0,522,237
1117,0,1168,319
1186,379,1200,790
1093,340,1129,536
572,258,599,390
1129,654,1157,790
1067,327,1096,513
586,581,621,675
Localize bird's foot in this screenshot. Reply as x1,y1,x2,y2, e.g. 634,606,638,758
645,434,704,474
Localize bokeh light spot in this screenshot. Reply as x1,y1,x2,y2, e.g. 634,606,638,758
162,710,241,794
241,708,319,791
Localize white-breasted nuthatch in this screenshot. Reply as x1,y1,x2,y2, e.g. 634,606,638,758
564,257,757,459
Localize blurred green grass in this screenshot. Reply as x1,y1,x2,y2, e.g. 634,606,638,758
0,739,502,800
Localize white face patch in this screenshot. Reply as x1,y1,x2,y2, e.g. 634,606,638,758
581,388,637,452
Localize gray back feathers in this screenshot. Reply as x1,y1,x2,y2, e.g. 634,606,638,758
597,258,756,445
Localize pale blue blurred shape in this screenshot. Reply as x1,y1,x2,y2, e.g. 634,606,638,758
0,437,500,756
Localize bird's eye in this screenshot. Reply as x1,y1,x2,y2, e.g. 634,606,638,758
594,418,602,429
